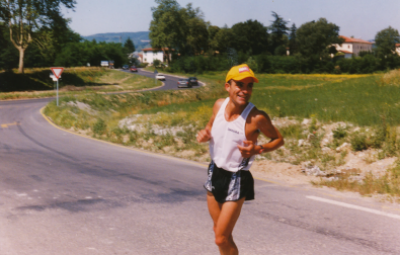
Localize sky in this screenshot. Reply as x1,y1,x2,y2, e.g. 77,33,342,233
62,0,400,41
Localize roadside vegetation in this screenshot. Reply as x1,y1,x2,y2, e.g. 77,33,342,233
43,70,400,202
0,67,161,100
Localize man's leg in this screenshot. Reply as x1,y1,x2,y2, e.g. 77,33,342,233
214,197,245,255
206,191,221,234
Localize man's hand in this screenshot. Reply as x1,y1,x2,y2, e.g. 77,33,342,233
237,140,263,158
197,128,211,143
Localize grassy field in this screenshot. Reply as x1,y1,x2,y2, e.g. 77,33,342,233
43,70,400,201
0,67,161,100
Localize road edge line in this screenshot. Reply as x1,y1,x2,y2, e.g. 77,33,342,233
306,195,400,220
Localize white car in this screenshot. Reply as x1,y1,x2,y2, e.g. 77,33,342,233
156,73,165,80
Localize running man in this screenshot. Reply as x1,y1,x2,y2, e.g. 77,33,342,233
197,64,284,254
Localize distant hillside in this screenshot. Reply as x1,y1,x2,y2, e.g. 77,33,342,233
82,31,151,51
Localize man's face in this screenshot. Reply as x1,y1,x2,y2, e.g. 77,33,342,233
225,77,254,106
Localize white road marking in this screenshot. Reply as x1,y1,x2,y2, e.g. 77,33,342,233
306,195,400,220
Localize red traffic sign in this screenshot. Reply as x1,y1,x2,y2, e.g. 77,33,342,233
51,67,64,79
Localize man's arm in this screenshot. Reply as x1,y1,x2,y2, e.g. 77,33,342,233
255,111,284,153
196,98,225,143
237,110,284,157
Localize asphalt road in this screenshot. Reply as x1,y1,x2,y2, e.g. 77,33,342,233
1,74,400,254
122,68,199,91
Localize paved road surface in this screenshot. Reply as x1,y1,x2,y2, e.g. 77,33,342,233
1,75,400,254
122,68,199,91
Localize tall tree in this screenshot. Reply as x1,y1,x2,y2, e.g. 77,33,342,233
269,12,289,55
296,18,344,61
149,0,182,64
375,26,400,58
288,23,297,55
212,26,234,54
179,3,208,55
231,19,269,55
0,0,76,73
123,37,135,53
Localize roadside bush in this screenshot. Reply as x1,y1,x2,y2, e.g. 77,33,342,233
138,62,149,68
380,69,400,86
93,118,107,135
350,132,368,151
168,55,230,73
153,59,161,68
333,125,347,139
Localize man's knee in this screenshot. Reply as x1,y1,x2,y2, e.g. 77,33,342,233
215,235,229,247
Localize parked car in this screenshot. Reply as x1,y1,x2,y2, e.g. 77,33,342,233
156,73,165,80
177,79,191,88
122,65,129,70
130,66,137,72
188,77,198,86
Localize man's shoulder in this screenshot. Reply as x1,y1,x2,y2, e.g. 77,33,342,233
214,98,226,108
249,106,270,121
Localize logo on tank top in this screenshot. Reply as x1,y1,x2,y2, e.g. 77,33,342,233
227,128,239,134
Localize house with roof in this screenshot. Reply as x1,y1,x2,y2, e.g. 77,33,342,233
333,36,373,58
139,48,172,65
395,43,400,56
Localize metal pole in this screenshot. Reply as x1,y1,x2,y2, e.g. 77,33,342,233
57,79,59,106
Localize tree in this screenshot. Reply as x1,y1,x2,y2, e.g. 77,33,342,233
33,26,80,66
296,18,344,61
375,26,400,69
207,24,219,52
179,3,208,55
123,37,135,54
269,12,288,55
288,23,297,55
211,26,234,54
231,19,269,55
0,0,76,73
149,0,182,65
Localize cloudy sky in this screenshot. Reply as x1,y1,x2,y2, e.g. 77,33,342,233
62,0,400,40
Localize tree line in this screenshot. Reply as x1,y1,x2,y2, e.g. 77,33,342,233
0,0,399,74
0,0,137,73
150,0,400,74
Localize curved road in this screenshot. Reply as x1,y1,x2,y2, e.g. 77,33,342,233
122,68,200,91
1,73,400,254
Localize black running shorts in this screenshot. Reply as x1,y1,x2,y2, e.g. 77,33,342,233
204,161,255,203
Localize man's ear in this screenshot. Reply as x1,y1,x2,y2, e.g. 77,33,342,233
225,82,230,91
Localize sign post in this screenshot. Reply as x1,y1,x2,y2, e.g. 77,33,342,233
50,67,64,106
154,69,158,85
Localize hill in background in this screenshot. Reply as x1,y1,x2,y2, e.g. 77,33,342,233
82,31,151,51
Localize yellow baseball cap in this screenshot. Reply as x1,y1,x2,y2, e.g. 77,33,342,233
225,64,259,83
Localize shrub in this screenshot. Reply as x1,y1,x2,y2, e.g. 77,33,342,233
138,62,149,68
350,132,368,151
153,59,161,68
93,118,107,135
333,125,347,139
380,69,400,86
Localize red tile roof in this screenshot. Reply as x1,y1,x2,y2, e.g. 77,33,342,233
396,43,400,47
338,49,353,54
142,47,171,51
340,36,372,45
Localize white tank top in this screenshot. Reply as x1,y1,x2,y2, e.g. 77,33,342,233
209,97,255,172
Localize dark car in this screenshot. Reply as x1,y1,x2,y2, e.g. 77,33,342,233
130,66,137,72
122,65,129,70
188,77,198,86
177,79,191,88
